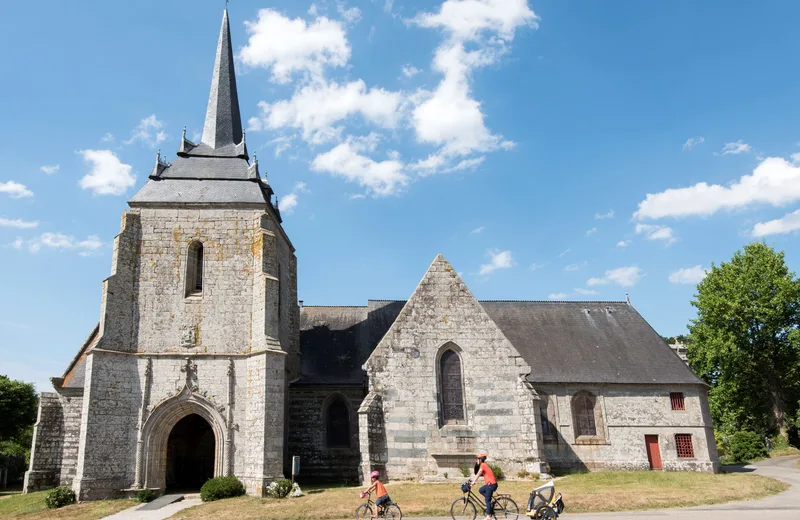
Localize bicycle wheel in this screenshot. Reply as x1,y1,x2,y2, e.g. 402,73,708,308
450,497,477,520
535,505,557,520
383,503,402,520
355,504,373,520
492,496,519,520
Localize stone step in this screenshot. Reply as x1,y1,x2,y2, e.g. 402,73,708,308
137,494,185,511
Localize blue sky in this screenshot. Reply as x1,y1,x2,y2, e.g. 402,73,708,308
3,0,800,391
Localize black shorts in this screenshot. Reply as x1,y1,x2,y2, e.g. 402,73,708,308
376,495,391,507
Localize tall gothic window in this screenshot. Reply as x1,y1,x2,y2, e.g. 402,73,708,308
572,391,598,438
326,396,350,448
539,392,557,442
185,241,204,296
440,348,465,424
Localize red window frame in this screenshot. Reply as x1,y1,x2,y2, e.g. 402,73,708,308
675,434,694,458
670,392,685,411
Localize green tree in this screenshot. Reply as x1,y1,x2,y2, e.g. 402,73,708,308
0,375,38,442
688,243,800,438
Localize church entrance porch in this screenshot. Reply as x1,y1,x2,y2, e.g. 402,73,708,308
166,414,215,491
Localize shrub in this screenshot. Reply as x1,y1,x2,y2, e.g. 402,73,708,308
714,430,728,457
265,478,294,499
135,488,156,503
45,486,76,509
488,464,505,480
728,431,767,463
459,467,470,478
517,469,530,479
200,476,246,502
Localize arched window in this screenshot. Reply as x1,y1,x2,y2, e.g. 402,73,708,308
440,349,465,424
572,391,602,439
539,392,557,443
326,396,350,448
185,241,204,296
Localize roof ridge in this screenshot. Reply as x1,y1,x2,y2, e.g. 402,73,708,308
480,300,628,304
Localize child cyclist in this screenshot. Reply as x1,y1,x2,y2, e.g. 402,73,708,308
470,453,498,520
364,470,391,518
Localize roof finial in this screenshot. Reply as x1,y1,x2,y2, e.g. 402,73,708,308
157,148,161,161
625,291,631,305
275,196,279,209
182,125,187,140
253,151,257,164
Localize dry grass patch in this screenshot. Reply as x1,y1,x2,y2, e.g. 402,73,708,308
0,490,133,520
170,472,787,520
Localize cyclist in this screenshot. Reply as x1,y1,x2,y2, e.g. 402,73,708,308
470,453,498,520
364,470,391,518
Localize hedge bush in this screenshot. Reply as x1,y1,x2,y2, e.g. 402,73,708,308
44,486,76,509
135,488,157,503
265,478,293,499
200,476,246,502
488,463,505,480
728,431,767,463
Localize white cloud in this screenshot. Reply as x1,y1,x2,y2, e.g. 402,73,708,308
239,9,350,83
25,232,104,255
337,4,361,24
548,292,568,300
40,164,59,175
311,138,409,196
402,65,421,77
410,152,485,175
479,249,514,275
585,227,597,236
716,140,751,156
101,132,115,143
635,157,800,220
682,136,704,151
594,209,614,220
384,0,394,13
124,114,167,147
752,208,800,237
411,0,539,41
255,80,404,144
616,240,630,247
530,263,543,271
0,181,33,198
10,237,23,249
78,150,135,196
0,218,38,229
279,182,309,215
635,223,676,245
564,262,586,272
471,226,485,234
668,265,707,285
587,266,643,288
557,248,571,258
574,288,598,296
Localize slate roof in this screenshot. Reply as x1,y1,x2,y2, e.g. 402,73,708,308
129,178,271,206
296,300,703,388
60,323,100,390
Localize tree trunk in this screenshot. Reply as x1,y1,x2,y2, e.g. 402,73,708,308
769,385,788,437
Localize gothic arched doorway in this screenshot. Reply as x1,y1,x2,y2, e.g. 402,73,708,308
166,414,215,490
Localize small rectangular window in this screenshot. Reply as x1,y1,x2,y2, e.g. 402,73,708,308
670,392,685,411
675,434,694,458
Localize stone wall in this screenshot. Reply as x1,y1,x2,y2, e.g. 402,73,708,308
362,255,541,482
24,393,68,491
537,383,719,472
287,387,364,483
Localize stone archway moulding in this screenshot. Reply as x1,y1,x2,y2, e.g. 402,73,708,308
139,388,229,490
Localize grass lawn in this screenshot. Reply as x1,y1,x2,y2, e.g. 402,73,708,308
0,490,133,520
169,472,788,520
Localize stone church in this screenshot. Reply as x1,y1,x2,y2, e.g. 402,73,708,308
24,10,719,500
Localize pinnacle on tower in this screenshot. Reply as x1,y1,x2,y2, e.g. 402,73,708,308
200,9,243,150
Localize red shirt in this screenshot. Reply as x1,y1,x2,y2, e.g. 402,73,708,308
374,481,388,497
480,463,497,485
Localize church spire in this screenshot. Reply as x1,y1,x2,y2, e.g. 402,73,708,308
200,9,243,150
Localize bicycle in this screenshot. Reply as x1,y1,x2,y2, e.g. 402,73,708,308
450,481,519,520
355,491,403,520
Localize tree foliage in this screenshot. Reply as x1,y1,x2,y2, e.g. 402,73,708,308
0,375,38,441
688,243,800,438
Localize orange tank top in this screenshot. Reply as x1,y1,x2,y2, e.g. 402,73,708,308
480,463,497,485
375,481,388,497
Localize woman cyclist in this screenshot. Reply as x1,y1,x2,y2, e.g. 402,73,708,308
470,453,498,520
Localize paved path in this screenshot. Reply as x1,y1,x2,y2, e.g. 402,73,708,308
101,495,201,520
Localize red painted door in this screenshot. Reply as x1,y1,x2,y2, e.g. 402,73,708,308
645,435,662,470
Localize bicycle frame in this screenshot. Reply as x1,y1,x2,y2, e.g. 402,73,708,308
462,487,502,514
